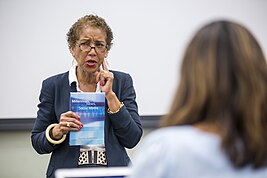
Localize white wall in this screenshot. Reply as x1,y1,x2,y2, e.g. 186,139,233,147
1,0,266,118
0,131,49,178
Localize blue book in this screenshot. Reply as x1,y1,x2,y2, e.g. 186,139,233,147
69,92,105,146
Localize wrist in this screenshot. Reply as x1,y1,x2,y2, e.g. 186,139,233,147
107,102,124,114
51,125,64,140
45,124,66,145
105,91,116,100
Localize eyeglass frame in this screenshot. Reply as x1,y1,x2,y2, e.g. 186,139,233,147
77,40,107,53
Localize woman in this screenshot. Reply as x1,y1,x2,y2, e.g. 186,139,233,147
31,14,143,178
129,20,267,178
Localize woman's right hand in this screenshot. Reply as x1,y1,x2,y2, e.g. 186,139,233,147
52,111,83,139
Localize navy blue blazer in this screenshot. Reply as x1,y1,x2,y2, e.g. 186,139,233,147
31,70,143,178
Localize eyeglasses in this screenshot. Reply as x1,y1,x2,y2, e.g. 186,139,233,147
78,40,107,53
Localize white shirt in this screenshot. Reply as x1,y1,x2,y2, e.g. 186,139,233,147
129,126,267,178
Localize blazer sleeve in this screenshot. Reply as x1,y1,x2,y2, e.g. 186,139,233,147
31,77,60,154
108,72,143,148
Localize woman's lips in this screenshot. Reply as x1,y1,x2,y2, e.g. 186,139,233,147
86,60,97,67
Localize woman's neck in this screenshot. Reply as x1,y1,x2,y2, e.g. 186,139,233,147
193,121,221,136
76,68,97,92
77,67,96,84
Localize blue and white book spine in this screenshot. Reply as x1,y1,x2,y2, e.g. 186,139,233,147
69,92,105,146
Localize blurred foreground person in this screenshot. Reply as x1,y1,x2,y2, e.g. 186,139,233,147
129,20,267,178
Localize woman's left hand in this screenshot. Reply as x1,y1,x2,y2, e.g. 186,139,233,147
95,59,114,94
95,59,121,111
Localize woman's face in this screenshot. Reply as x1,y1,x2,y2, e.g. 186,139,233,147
71,26,108,74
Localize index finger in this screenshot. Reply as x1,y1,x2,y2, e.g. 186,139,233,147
102,58,109,71
63,111,80,120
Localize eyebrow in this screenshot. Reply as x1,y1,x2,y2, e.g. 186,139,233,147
80,38,105,43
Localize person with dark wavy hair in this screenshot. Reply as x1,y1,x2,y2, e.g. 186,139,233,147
31,14,142,178
129,20,267,178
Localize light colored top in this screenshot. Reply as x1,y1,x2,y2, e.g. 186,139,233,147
128,126,267,178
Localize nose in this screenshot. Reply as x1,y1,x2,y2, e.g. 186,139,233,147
88,45,97,54
87,50,97,59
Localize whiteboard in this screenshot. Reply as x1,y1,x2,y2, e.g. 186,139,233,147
0,0,267,118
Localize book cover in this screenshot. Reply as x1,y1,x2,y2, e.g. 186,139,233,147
69,92,105,146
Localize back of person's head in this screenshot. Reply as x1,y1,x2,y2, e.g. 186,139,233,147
161,20,267,169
